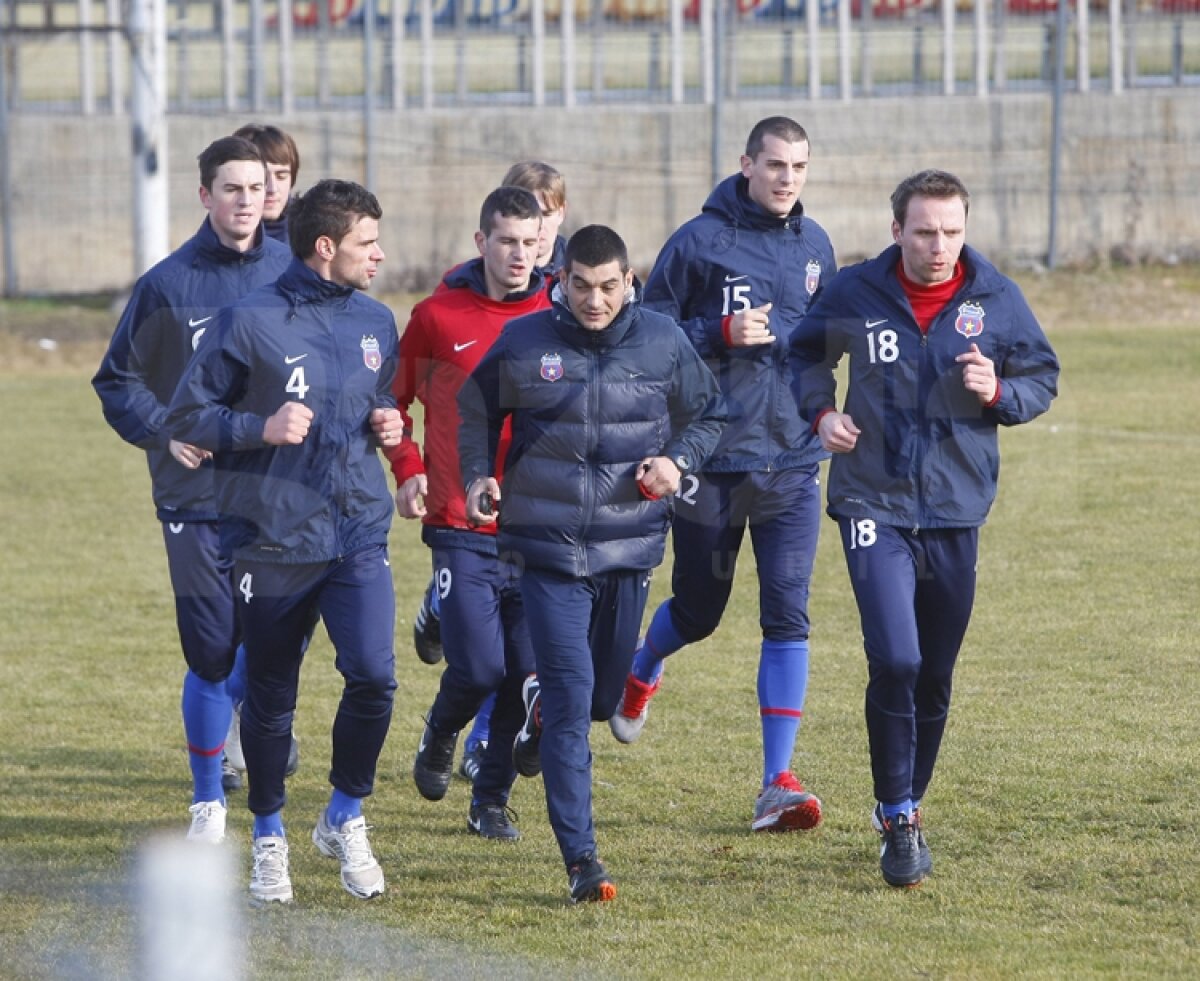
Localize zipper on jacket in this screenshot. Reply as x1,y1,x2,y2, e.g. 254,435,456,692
911,330,931,534
578,347,601,578
327,312,351,552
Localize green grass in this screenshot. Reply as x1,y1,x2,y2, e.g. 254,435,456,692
1,266,1198,977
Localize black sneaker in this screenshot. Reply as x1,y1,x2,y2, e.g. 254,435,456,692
512,676,542,778
872,804,933,880
221,754,243,792
458,739,487,783
467,802,520,841
567,853,616,903
413,715,459,801
413,581,444,665
876,808,926,888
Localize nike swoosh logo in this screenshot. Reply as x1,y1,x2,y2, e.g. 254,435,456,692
629,371,644,379
865,319,889,329
467,815,482,832
284,354,308,364
188,316,213,328
724,274,748,283
454,340,478,352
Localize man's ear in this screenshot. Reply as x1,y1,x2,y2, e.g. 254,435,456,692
315,234,337,261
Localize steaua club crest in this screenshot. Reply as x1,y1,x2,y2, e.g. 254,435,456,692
955,302,986,338
540,353,564,382
805,259,822,296
361,335,382,372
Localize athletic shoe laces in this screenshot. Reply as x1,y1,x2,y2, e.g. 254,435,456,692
621,676,659,718
253,841,288,886
337,819,377,871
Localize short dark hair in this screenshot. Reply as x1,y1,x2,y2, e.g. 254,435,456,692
479,186,542,236
891,169,971,228
233,123,301,183
197,136,264,191
288,179,382,259
501,160,567,211
745,116,809,159
564,225,629,275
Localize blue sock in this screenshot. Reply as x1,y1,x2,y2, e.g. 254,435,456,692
254,812,285,839
226,645,247,707
758,640,809,787
181,671,231,805
468,692,496,747
326,788,362,828
631,601,685,684
881,799,915,821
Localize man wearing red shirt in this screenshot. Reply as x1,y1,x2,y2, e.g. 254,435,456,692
390,186,549,839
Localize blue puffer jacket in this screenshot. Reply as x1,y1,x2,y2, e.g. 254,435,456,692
788,244,1060,530
165,259,399,564
643,174,836,473
92,220,292,521
458,286,726,578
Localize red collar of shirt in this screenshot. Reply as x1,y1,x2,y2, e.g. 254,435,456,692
897,259,965,334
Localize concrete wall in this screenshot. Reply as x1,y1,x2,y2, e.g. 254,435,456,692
7,87,1200,295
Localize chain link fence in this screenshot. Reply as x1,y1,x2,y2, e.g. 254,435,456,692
2,0,1198,295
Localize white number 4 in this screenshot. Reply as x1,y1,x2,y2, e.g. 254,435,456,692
285,365,310,400
239,572,254,604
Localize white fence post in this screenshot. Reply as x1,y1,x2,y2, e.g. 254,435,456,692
420,0,434,109
532,0,546,106
130,0,169,277
561,0,576,107
1110,0,1123,94
669,0,683,104
221,0,235,111
837,0,851,100
78,0,95,114
942,0,955,95
279,0,294,115
975,0,988,98
806,0,820,100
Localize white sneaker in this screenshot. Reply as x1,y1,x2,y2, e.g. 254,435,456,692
225,706,245,770
312,813,385,899
250,836,293,903
609,672,661,745
186,800,227,844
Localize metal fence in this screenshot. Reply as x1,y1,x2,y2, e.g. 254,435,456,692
2,1,1199,296
2,0,1198,115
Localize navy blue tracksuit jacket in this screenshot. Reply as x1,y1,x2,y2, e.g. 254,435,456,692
644,173,835,474
788,243,1060,530
93,220,291,521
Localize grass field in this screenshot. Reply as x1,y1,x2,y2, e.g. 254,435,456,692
1,266,1198,978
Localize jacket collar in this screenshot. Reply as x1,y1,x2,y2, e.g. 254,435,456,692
548,278,642,348
703,174,806,233
443,257,547,303
276,257,357,307
866,243,1004,297
194,217,269,264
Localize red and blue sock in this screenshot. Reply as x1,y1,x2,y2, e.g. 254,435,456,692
758,640,809,788
181,670,231,804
